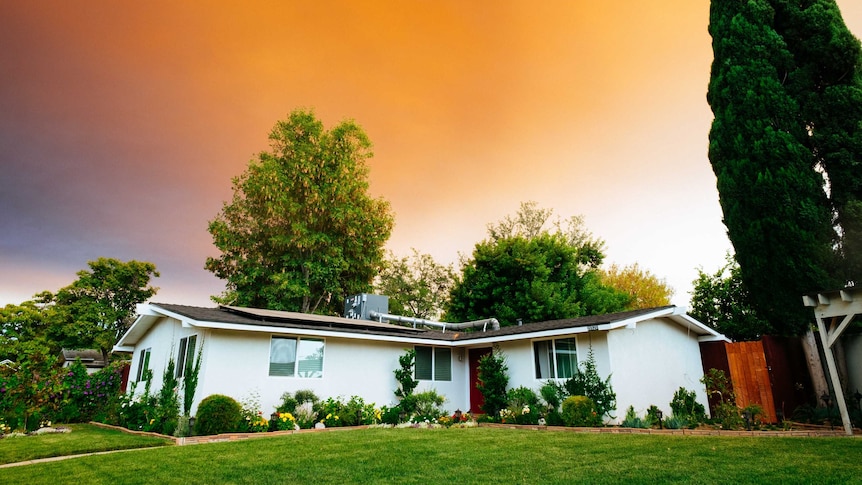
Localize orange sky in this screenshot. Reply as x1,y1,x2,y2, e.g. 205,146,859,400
2,1,861,308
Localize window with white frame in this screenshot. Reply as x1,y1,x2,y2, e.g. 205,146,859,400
533,337,578,379
269,336,324,378
176,335,197,378
414,345,451,381
136,348,151,382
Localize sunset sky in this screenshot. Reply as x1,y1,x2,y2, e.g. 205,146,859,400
2,1,861,309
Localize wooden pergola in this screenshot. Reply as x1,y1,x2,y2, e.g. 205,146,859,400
803,287,862,436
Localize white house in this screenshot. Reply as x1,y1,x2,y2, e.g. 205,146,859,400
114,302,728,423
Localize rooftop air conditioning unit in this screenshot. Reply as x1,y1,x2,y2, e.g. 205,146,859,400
344,293,389,320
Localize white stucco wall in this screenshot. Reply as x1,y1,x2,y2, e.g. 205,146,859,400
127,317,187,395
130,317,473,415
606,318,708,422
125,312,711,422
501,332,611,393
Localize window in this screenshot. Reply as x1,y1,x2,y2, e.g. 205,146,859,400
534,337,577,379
269,336,324,378
136,348,151,382
414,345,451,381
176,335,197,378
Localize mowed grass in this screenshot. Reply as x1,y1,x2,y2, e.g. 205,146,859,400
1,427,861,484
0,424,172,465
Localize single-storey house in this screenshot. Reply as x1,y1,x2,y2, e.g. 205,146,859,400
114,301,728,423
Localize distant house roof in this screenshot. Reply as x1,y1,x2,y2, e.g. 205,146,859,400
62,349,107,368
115,302,727,352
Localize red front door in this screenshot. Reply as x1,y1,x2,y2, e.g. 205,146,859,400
469,347,492,414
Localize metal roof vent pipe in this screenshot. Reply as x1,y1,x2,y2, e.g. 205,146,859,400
367,310,499,332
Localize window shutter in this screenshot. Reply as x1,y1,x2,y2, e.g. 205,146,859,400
434,348,451,381
415,346,433,380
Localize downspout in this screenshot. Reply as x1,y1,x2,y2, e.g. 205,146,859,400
368,311,500,332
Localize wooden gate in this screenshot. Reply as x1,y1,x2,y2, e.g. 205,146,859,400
726,340,777,423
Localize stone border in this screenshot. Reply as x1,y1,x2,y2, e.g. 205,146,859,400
89,421,370,445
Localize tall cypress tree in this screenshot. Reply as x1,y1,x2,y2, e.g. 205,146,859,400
773,0,862,283
707,0,838,335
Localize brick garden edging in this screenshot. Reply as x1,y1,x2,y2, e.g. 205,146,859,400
89,421,370,445
477,422,861,437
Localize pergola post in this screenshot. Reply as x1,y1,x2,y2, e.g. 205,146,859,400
814,315,853,435
803,288,860,436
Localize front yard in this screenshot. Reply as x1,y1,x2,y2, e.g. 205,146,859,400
1,426,860,483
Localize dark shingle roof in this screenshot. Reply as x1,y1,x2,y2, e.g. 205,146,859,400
149,303,679,342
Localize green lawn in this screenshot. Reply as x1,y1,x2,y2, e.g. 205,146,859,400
0,424,172,465
1,427,860,484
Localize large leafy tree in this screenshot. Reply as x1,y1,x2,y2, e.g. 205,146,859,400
0,299,60,366
707,0,843,335
446,203,629,326
206,109,394,313
49,258,159,357
375,249,456,319
689,254,772,341
599,263,674,310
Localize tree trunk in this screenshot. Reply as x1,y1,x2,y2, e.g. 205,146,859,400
801,329,829,403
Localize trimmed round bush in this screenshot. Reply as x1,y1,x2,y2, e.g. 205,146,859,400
561,395,601,427
194,394,242,436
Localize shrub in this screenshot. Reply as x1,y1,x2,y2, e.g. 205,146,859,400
564,348,615,421
194,394,242,436
507,386,540,408
317,397,344,427
380,404,402,425
276,392,298,414
670,387,706,425
540,380,566,412
394,350,419,414
154,358,180,436
413,390,446,421
294,389,319,406
645,404,662,428
561,395,601,427
620,405,648,428
713,402,744,430
294,401,317,429
273,412,297,431
59,360,123,423
663,414,690,429
237,390,264,432
341,395,377,426
477,345,508,418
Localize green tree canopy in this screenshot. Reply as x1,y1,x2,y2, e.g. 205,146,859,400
599,263,674,310
446,203,629,326
707,0,845,335
0,300,60,367
1,258,158,363
206,109,394,313
689,254,772,342
375,249,456,319
49,258,159,357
